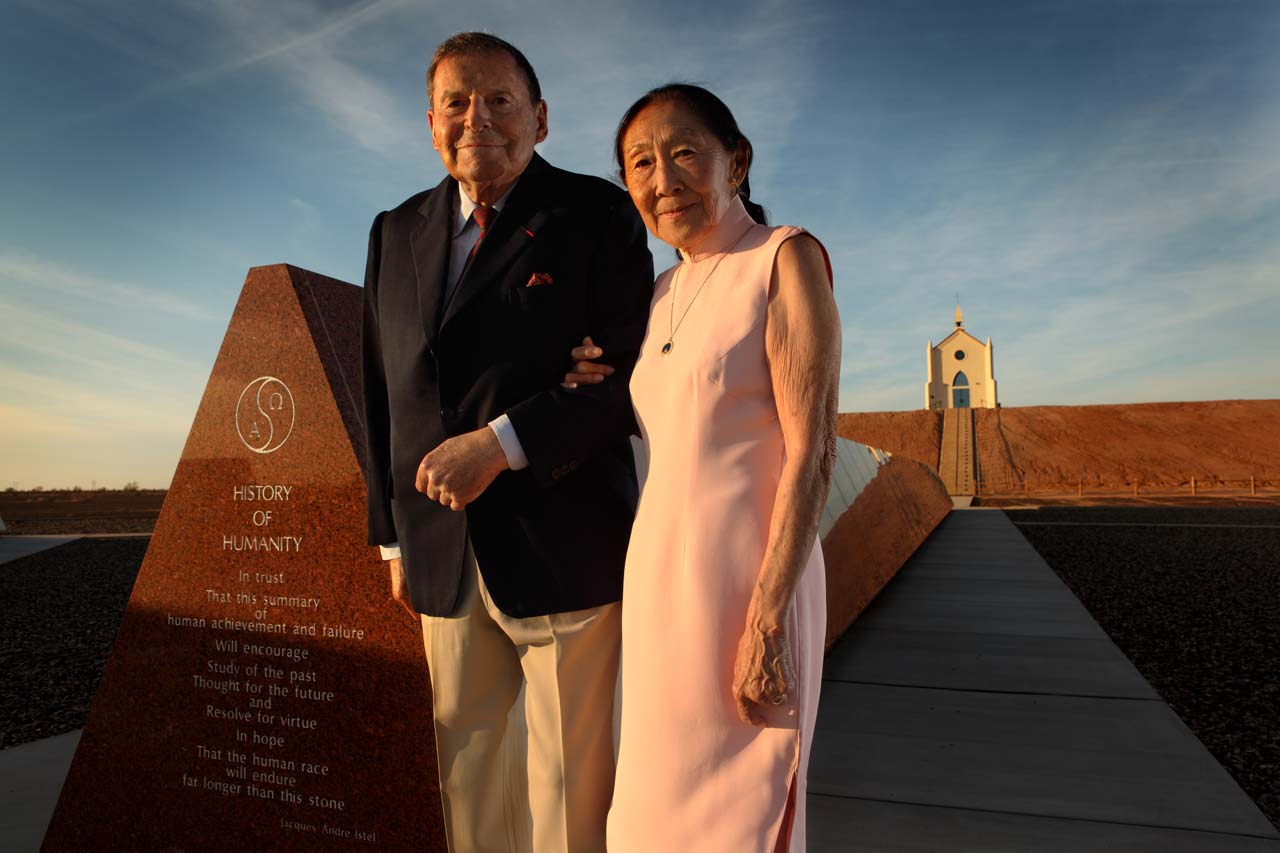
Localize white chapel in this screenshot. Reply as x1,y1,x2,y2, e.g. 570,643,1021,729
926,305,998,410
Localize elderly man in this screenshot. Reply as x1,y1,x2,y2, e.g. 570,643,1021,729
360,32,652,853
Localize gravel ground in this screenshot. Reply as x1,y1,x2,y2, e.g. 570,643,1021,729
0,537,147,748
1007,506,1280,831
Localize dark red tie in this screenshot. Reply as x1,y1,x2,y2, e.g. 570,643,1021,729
465,205,496,267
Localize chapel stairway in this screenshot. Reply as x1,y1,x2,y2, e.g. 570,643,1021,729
939,408,976,496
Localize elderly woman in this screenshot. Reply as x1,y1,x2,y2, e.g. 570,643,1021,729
565,84,840,851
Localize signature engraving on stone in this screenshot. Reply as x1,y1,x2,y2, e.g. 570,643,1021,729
235,376,296,453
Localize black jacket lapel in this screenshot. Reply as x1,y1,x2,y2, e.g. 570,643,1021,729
441,154,555,329
411,172,456,347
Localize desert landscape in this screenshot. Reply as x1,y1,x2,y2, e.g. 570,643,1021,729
840,399,1280,500
0,489,165,535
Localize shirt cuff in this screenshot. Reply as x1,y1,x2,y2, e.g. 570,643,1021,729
378,544,401,560
488,413,529,471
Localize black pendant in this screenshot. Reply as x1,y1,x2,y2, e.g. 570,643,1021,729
661,341,673,355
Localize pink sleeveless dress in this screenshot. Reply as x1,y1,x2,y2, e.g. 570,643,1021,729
607,197,827,852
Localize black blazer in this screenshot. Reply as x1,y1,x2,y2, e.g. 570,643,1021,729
362,154,654,617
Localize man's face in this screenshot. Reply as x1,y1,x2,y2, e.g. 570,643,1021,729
428,51,548,199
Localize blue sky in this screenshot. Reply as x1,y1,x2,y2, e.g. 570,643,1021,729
2,0,1278,488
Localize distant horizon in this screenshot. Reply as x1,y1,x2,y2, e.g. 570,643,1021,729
3,1,1278,489
5,395,1278,491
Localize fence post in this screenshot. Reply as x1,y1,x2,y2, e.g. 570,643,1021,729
1077,479,1083,498
1191,476,1197,496
1133,479,1139,497
1251,475,1256,497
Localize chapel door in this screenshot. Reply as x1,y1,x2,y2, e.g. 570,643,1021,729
952,370,971,408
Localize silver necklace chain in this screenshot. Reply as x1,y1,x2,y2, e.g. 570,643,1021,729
663,227,753,356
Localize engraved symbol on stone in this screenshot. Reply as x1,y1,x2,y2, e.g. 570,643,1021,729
235,376,296,454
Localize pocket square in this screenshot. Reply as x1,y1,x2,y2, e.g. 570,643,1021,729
526,272,554,288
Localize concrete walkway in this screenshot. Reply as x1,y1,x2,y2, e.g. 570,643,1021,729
1,536,83,852
809,509,1280,851
0,536,79,566
0,731,80,852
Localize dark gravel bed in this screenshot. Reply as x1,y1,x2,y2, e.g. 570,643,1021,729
1007,507,1280,831
2,518,158,535
0,538,146,748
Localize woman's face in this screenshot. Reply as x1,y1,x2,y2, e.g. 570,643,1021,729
620,99,746,252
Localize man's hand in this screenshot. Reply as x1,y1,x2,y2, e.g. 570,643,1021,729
388,557,416,617
416,426,509,510
561,335,615,389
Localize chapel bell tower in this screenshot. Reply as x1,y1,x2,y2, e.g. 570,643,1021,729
926,305,998,410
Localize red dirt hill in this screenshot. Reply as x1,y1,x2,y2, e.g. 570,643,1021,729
836,410,942,470
839,400,1280,488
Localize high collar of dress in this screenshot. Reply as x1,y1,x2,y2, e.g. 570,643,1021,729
678,194,754,264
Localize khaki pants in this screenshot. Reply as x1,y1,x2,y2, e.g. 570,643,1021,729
420,543,621,853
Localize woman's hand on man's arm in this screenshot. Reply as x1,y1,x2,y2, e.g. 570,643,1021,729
561,336,615,389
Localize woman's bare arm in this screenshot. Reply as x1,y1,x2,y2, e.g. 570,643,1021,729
733,232,840,725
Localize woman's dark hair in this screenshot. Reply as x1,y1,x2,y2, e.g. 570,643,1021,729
613,83,768,225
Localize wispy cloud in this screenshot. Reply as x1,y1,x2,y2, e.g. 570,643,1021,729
206,0,425,159
0,327,203,488
0,299,205,386
15,0,420,158
0,299,205,488
0,251,213,320
0,365,194,435
0,388,191,489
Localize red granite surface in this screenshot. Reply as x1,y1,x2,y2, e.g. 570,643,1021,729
43,265,446,851
821,456,953,648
